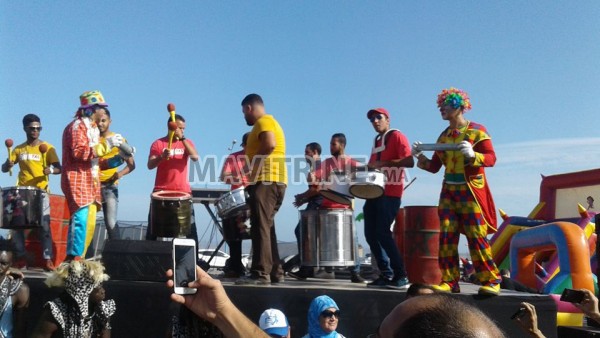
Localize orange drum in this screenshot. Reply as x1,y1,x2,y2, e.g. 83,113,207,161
403,206,442,284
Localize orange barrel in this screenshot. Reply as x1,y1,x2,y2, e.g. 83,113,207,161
393,208,405,258
403,206,442,284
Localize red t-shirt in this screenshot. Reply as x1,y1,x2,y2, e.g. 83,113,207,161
316,156,359,209
150,136,195,193
368,130,411,198
222,149,248,190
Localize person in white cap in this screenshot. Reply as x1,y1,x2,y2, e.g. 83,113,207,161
259,308,291,338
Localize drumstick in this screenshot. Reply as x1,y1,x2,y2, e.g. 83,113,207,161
414,143,461,152
5,138,13,176
167,103,177,151
39,143,48,181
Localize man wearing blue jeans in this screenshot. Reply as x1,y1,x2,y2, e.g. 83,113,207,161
96,109,135,240
364,108,414,289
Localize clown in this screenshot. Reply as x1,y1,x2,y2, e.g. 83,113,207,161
61,90,123,261
32,259,116,337
412,87,501,296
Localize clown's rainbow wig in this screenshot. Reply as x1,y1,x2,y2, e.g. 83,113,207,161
437,87,472,112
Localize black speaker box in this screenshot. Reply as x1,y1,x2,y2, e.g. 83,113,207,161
102,240,172,282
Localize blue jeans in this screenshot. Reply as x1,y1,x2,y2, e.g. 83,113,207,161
13,191,53,260
363,195,406,280
101,183,120,240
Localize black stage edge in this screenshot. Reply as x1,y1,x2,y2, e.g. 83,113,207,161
24,276,557,337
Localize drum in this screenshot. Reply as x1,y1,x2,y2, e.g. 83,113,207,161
222,209,251,242
2,186,44,229
150,191,192,238
215,188,248,219
349,170,385,199
299,209,355,267
320,171,353,205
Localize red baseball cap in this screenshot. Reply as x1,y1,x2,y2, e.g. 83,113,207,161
367,107,390,119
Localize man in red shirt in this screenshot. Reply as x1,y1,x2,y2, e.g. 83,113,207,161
364,108,414,289
220,133,250,278
146,114,199,242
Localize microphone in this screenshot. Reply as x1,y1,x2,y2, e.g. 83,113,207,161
228,139,237,152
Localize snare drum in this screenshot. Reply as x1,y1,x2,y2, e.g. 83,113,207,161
150,191,192,238
349,170,385,199
2,186,44,229
299,209,355,267
320,171,353,205
215,188,248,219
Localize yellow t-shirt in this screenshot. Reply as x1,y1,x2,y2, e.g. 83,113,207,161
99,132,127,183
245,114,287,184
10,141,59,190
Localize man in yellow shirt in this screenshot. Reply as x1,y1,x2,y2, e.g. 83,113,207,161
1,114,61,271
236,94,287,286
96,109,135,240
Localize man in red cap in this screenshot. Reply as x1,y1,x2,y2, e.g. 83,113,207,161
364,107,414,289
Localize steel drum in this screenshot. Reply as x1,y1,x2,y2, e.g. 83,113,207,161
299,209,355,267
2,186,44,229
215,187,248,219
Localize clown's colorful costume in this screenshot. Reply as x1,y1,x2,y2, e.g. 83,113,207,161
61,91,113,258
418,87,501,295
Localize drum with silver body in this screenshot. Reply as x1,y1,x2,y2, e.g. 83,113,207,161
2,186,44,229
215,187,248,219
299,209,355,267
320,171,353,205
349,170,385,199
150,190,192,238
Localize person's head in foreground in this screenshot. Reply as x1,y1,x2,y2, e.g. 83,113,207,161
405,283,435,299
259,308,291,338
375,293,506,338
307,295,342,337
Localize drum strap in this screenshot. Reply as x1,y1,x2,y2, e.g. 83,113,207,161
373,129,400,161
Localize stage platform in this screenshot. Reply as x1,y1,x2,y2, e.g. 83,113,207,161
21,269,559,337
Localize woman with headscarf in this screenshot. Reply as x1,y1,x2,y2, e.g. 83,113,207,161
302,295,345,338
31,259,116,337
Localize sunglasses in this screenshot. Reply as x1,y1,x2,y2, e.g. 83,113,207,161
27,126,42,131
369,114,384,123
320,310,341,318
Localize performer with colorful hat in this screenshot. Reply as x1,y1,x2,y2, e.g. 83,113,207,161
61,90,124,261
412,87,501,295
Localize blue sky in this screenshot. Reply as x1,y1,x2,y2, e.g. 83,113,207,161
2,2,600,253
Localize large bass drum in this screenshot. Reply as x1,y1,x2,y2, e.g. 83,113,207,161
2,186,44,229
150,191,192,238
299,209,355,267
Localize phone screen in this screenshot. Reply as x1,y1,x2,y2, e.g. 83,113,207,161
174,242,197,294
560,288,585,303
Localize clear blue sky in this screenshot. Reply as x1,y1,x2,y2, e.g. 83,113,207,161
2,2,600,253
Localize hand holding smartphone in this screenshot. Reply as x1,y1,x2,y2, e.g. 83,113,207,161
560,288,586,304
173,238,197,295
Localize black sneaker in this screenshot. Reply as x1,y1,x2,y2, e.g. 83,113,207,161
350,272,368,284
288,269,310,280
367,276,391,288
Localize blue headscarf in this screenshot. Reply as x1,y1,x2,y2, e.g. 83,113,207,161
307,295,340,338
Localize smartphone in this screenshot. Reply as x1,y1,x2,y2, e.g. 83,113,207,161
172,238,197,295
560,288,586,304
510,307,526,320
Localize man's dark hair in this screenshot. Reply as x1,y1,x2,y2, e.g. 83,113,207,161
241,93,263,106
102,108,111,118
331,133,347,147
167,114,185,124
395,293,506,338
306,142,322,155
241,132,250,146
22,113,41,127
